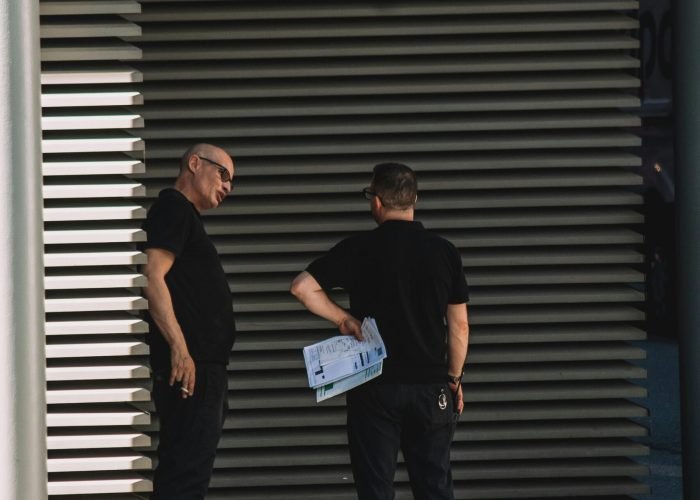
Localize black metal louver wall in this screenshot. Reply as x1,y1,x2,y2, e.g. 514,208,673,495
125,1,648,498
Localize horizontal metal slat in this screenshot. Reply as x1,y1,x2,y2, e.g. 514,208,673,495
43,158,145,176
140,72,640,100
233,324,646,351
470,304,645,325
471,286,645,307
44,204,146,222
139,91,640,120
229,272,645,298
191,190,643,217
47,387,150,404
130,13,637,41
41,40,142,62
139,130,642,157
45,272,146,290
48,452,150,473
40,1,141,16
42,112,144,130
45,294,147,312
41,63,143,84
203,480,645,500
40,18,141,38
45,251,146,267
226,355,644,380
140,150,641,174
208,435,647,460
129,1,638,22
42,91,143,107
150,171,643,201
47,432,150,450
203,208,644,237
44,182,145,198
220,246,643,275
202,480,645,500
46,341,148,358
47,363,149,381
140,111,640,139
132,33,637,62
213,419,646,448
241,303,644,331
449,478,647,499
132,53,639,78
43,136,144,154
46,318,148,335
48,406,150,426
225,367,645,393
471,324,646,344
208,458,646,487
466,268,645,286
47,476,151,495
44,228,145,244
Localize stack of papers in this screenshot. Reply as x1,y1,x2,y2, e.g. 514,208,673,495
303,317,387,402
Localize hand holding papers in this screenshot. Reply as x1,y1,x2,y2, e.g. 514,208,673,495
303,317,386,402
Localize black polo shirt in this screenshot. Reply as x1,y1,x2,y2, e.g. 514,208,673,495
306,219,469,383
142,188,236,370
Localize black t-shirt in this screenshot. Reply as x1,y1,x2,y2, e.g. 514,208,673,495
142,188,236,370
306,219,469,383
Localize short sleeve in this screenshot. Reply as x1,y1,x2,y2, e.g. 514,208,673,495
447,243,469,304
143,196,191,257
305,238,354,291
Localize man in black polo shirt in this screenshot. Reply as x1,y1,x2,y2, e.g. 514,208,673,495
290,162,470,500
141,143,236,499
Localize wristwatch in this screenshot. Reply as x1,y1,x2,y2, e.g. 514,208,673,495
447,372,463,385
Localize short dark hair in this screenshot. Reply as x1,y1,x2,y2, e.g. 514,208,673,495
371,162,418,210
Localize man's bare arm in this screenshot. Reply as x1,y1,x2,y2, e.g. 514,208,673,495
290,271,362,340
446,303,469,414
142,248,196,397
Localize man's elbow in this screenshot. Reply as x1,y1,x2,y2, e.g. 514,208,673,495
289,274,307,300
458,321,469,338
289,280,302,299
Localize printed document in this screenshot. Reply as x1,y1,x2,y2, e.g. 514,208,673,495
303,317,386,401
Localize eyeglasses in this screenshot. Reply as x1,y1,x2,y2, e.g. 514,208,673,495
198,156,232,183
362,187,383,204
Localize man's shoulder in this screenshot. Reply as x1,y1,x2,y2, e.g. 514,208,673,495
155,188,188,206
148,189,191,216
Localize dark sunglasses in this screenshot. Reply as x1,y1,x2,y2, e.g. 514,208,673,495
198,156,232,183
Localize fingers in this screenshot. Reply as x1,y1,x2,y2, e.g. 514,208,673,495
182,373,195,398
449,381,464,415
169,354,196,398
339,316,363,340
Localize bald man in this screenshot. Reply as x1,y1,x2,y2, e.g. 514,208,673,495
141,143,236,499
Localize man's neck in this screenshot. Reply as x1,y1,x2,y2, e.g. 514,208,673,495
173,179,203,213
377,209,414,224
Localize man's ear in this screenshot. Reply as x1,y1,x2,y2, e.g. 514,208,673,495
187,154,199,173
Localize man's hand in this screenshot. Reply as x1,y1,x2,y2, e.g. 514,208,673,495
339,315,363,341
170,347,196,399
448,380,464,414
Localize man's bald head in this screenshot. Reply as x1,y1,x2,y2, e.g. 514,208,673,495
179,143,231,174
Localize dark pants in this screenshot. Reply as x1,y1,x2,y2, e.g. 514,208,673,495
151,363,228,500
346,382,458,500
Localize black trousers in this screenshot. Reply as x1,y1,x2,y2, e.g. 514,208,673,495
346,382,458,500
151,363,228,500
